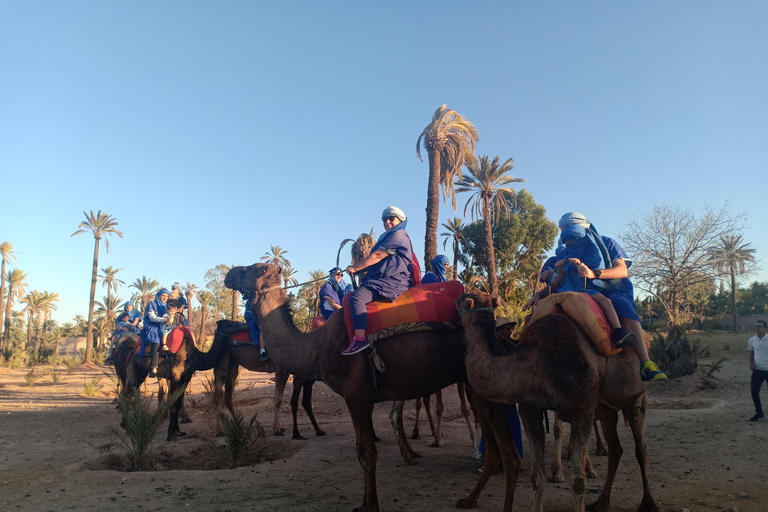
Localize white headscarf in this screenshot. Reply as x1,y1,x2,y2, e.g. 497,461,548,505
382,206,406,221
558,212,590,229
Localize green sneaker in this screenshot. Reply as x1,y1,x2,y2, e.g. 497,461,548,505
640,360,667,382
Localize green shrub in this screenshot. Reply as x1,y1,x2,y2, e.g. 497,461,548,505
63,356,79,374
690,338,711,365
24,369,38,386
111,386,186,470
648,332,671,372
93,346,107,366
47,353,61,367
83,376,103,397
5,346,28,369
50,367,61,385
217,409,266,467
700,358,728,378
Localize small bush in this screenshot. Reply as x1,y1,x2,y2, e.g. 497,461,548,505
83,376,103,397
690,338,711,365
5,347,28,369
700,358,728,378
648,332,671,372
50,367,61,385
93,347,107,366
111,386,185,470
78,348,87,363
24,369,38,386
217,409,266,467
63,356,79,374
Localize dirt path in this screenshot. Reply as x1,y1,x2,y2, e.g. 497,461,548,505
1,330,766,511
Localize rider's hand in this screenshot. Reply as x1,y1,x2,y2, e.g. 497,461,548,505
345,265,356,275
523,295,540,311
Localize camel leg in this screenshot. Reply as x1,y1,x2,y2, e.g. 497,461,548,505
390,400,421,464
300,380,325,437
563,419,597,479
457,383,475,445
593,420,607,456
290,377,307,440
569,414,593,512
587,411,621,512
347,397,379,512
625,397,659,512
272,367,289,436
166,375,188,441
519,404,546,512
549,413,565,482
429,389,444,447
424,395,436,436
411,398,422,439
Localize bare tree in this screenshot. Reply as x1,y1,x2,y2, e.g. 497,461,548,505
620,202,744,325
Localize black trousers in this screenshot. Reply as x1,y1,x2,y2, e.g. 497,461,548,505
751,369,768,415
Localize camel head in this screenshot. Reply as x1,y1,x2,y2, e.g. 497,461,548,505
225,263,283,300
456,291,501,317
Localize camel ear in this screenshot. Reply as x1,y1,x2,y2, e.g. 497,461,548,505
457,296,474,313
491,294,501,309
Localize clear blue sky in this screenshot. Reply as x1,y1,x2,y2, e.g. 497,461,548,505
1,1,766,324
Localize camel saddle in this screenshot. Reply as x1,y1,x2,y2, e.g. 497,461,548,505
526,292,623,356
133,325,194,356
342,281,464,343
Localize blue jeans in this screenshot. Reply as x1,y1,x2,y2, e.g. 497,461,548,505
347,286,386,332
751,369,768,416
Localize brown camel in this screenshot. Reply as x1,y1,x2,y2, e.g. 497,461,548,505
113,321,230,441
225,263,502,512
213,327,325,440
456,291,658,512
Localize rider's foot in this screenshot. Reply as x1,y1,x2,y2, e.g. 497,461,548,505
612,327,636,349
148,368,158,378
640,360,667,382
341,337,370,356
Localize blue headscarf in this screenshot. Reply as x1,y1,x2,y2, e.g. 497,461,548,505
556,226,604,270
372,219,408,253
556,214,622,292
429,255,450,282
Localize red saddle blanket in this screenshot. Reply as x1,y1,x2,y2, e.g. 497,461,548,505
342,281,465,340
230,330,253,343
134,325,194,355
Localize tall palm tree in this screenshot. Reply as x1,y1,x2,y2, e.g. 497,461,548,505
2,269,27,349
72,315,88,336
456,155,524,294
72,210,123,362
20,290,44,350
129,276,159,313
261,245,291,269
711,234,757,332
196,290,215,343
98,266,124,304
440,217,468,280
184,282,198,329
416,104,478,271
282,265,299,289
304,269,327,318
39,291,59,336
0,242,18,333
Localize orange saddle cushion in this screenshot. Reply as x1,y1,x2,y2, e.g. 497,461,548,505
342,281,465,340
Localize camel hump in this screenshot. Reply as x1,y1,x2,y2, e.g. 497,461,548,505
527,292,621,356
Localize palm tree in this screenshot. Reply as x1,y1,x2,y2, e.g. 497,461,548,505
196,290,215,343
184,282,198,329
20,290,44,350
303,269,327,318
440,217,468,280
72,315,88,336
98,266,124,304
416,104,479,271
129,276,159,313
282,265,299,289
72,210,123,362
0,242,18,335
261,245,291,269
39,291,59,336
95,294,123,334
711,234,757,332
456,155,524,294
2,269,27,349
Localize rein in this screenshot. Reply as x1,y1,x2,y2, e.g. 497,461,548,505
459,307,496,316
248,273,336,296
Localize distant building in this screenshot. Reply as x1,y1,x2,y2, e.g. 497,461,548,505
712,314,768,331
57,336,87,356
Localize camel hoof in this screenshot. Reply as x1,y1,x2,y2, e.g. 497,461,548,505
548,472,565,483
638,495,659,512
315,430,326,436
595,447,608,456
167,430,186,441
429,441,442,448
456,497,477,509
273,431,285,437
586,495,609,512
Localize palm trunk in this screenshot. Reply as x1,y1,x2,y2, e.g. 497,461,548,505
483,197,497,294
0,261,5,351
2,290,13,347
731,266,737,332
85,239,100,362
452,239,459,280
26,311,32,349
231,289,238,320
424,146,442,272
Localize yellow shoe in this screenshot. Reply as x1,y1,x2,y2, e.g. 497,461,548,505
640,360,668,382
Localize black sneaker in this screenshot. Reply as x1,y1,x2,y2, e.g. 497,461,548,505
148,369,157,378
749,414,764,422
260,351,270,361
612,327,637,349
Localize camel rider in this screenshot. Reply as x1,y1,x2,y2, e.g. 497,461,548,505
244,298,269,361
123,302,141,331
139,288,172,378
342,206,421,355
105,312,133,363
551,225,636,347
421,254,450,284
557,212,666,382
319,267,353,320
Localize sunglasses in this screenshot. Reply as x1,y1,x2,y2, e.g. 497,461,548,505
382,216,398,222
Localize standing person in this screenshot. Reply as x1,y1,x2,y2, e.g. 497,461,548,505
342,206,421,355
139,288,171,377
244,298,269,361
319,267,353,320
421,254,450,284
749,320,768,421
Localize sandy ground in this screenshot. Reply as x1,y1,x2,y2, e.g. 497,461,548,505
1,330,767,512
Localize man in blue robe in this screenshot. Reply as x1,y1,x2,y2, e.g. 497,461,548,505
319,267,353,320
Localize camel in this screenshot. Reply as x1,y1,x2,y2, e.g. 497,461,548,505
456,291,658,512
113,320,230,441
410,384,475,448
225,263,508,512
213,327,325,440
